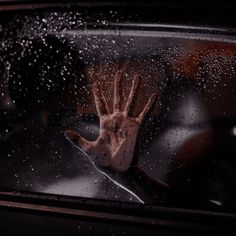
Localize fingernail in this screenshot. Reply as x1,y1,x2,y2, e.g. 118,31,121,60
64,130,73,140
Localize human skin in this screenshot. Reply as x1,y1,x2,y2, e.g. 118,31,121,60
65,70,157,173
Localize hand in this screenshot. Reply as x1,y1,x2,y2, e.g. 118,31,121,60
65,70,157,172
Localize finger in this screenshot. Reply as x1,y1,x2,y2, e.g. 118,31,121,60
99,84,110,114
93,82,109,117
113,70,124,112
64,130,92,152
137,93,158,123
124,74,141,115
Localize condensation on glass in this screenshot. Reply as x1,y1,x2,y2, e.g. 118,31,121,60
0,10,236,211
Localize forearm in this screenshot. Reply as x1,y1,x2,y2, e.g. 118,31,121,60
100,166,170,204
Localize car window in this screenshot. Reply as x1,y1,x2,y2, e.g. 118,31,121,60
0,7,236,211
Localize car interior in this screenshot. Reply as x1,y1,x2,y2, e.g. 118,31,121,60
0,1,236,235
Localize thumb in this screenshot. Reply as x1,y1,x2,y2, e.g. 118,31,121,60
64,130,92,152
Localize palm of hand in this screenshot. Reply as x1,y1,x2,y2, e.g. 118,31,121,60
65,71,157,172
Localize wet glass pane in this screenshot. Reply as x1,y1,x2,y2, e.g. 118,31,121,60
0,8,236,211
